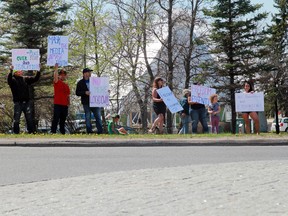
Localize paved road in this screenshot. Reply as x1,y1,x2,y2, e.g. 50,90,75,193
1,146,288,186
1,160,287,216
1,138,288,215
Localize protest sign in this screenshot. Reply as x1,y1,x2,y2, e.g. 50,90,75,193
156,86,183,114
190,85,216,105
12,49,40,71
235,92,264,112
90,77,110,107
47,36,69,66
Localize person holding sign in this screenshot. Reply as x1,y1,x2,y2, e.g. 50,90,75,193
76,68,103,134
188,83,209,134
7,66,40,134
208,94,221,134
149,77,166,134
51,63,70,134
241,80,260,134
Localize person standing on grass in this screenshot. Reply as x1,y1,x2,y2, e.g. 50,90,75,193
51,63,70,134
178,89,191,134
241,80,260,134
76,68,103,134
149,77,166,134
7,65,40,134
188,83,209,134
208,94,221,134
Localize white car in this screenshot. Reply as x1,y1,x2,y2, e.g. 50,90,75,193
271,117,288,132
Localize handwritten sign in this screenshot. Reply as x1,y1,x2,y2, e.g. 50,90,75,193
191,85,216,105
47,36,69,66
12,49,40,71
156,86,183,114
90,77,109,107
235,92,264,112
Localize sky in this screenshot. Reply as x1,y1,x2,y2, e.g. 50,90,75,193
251,0,278,23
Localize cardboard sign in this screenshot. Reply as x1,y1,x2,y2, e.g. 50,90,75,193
90,77,109,107
235,92,264,112
12,49,40,71
156,86,183,114
191,85,216,105
47,36,69,66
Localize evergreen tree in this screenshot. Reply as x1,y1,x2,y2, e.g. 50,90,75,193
266,0,288,117
203,0,267,134
1,0,71,62
1,0,71,132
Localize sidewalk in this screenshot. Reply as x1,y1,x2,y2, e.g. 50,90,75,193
0,136,287,147
1,160,288,216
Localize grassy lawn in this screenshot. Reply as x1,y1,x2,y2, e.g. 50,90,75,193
0,132,287,140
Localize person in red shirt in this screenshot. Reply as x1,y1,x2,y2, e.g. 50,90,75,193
51,63,70,134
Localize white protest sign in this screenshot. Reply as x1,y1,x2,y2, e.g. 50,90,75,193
156,86,183,114
12,49,40,71
235,92,264,112
47,36,69,66
191,85,216,105
90,77,109,107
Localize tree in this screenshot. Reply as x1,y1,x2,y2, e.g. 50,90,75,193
1,0,71,131
203,0,267,134
108,0,158,133
262,0,288,133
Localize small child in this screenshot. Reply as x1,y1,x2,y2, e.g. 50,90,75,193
208,94,221,134
108,114,128,135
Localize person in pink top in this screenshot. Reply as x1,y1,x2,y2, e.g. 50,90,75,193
51,63,70,134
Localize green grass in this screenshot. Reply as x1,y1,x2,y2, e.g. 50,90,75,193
0,132,287,139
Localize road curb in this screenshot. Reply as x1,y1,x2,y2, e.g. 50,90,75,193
0,138,287,147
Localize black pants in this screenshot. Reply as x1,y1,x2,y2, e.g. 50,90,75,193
51,104,68,134
13,101,34,134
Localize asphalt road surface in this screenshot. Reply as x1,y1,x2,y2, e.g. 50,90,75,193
1,146,287,186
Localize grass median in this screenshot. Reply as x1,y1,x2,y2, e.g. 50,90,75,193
0,132,287,140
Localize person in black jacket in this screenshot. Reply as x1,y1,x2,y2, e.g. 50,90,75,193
7,65,40,134
76,68,103,134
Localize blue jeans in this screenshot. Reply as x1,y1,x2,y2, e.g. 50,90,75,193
13,101,34,134
83,105,103,134
179,115,190,134
51,104,68,134
190,107,208,133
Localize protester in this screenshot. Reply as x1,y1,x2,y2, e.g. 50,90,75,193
51,63,70,134
76,68,103,134
242,80,260,134
178,89,191,134
148,77,166,134
108,114,127,135
208,94,221,134
7,65,40,134
188,83,209,133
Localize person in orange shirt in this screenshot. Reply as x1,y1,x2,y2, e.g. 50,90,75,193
51,63,70,134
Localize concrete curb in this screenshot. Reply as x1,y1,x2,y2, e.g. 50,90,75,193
0,138,287,147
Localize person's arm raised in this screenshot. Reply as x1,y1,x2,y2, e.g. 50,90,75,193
53,63,59,83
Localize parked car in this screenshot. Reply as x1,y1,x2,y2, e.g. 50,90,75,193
271,117,288,132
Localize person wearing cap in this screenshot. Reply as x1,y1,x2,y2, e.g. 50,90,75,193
188,82,209,133
108,114,127,135
76,68,103,134
51,63,70,134
178,89,191,134
7,65,40,134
